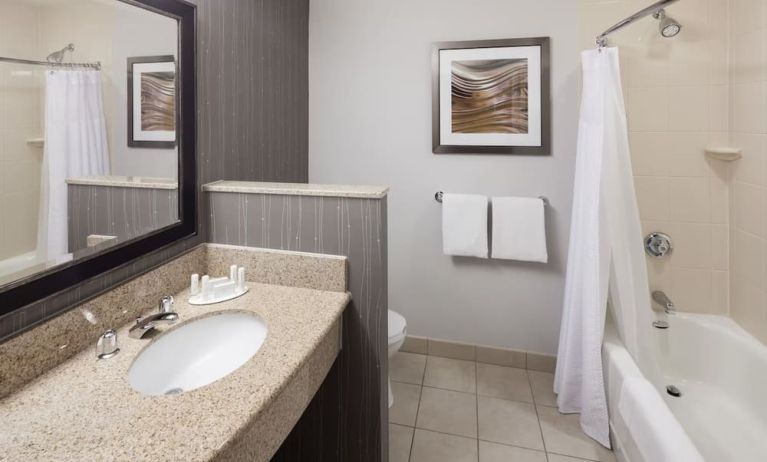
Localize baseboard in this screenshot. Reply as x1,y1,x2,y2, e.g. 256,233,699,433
401,335,556,373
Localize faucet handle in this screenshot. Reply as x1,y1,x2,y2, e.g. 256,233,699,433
96,329,120,359
159,295,174,313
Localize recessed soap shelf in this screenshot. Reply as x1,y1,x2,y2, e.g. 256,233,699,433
26,138,44,148
705,147,741,162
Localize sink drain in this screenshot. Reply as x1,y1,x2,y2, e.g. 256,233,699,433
164,388,184,395
666,385,682,397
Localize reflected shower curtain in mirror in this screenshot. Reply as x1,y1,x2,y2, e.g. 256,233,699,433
554,48,651,448
37,70,110,262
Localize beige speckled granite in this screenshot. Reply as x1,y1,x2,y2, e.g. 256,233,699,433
0,246,207,399
0,245,347,399
0,283,349,462
65,175,178,190
205,244,347,292
202,180,389,198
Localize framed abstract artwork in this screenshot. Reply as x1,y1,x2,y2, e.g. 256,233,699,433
128,55,177,148
432,37,550,155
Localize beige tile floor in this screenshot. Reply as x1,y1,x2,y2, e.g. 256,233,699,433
389,352,617,462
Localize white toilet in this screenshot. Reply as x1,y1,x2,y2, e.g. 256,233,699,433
388,309,407,408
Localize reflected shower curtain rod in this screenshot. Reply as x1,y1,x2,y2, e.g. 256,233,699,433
0,56,101,70
596,0,680,48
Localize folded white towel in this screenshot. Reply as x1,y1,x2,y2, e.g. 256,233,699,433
491,197,547,263
442,193,488,258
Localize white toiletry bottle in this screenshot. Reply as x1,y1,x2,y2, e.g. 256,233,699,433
237,267,245,291
191,274,199,295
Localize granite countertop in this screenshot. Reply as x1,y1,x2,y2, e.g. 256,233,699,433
0,283,349,461
66,175,178,190
202,180,389,199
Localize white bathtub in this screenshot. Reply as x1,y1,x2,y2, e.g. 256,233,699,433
0,251,39,275
604,312,767,462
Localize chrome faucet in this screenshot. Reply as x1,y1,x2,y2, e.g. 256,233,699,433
652,291,675,314
129,296,178,339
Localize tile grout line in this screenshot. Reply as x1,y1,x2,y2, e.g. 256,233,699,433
528,369,551,462
475,356,480,461
407,354,429,462
393,379,557,409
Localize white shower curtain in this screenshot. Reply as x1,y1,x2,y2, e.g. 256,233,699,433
37,70,110,262
554,48,651,448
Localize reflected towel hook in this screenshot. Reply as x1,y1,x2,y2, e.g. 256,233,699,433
435,191,549,206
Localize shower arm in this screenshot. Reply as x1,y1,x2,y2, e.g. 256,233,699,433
596,0,680,48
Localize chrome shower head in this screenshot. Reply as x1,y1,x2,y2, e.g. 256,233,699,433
654,9,681,38
46,43,75,64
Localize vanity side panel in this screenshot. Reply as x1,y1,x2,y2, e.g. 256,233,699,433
208,191,388,462
67,184,179,252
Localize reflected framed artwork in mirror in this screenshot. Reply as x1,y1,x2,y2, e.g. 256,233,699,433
0,0,196,316
128,55,177,148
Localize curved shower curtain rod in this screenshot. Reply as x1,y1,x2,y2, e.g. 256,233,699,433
596,0,680,48
0,56,101,70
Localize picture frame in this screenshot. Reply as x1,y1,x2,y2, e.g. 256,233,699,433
127,55,177,148
431,37,550,155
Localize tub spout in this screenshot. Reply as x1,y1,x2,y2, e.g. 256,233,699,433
652,291,675,314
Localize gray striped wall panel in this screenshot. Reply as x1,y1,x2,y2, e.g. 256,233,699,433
209,191,388,462
67,185,179,252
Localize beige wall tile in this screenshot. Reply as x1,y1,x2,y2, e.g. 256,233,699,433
665,222,712,268
732,83,766,133
668,86,709,132
671,267,714,313
711,270,729,315
635,177,669,222
669,177,711,222
711,224,729,270
626,87,670,132
734,182,764,236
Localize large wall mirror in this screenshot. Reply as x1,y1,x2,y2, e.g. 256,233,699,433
0,0,196,314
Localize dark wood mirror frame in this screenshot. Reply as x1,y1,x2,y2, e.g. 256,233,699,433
0,0,197,318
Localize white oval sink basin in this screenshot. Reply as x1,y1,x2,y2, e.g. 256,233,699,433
128,312,267,396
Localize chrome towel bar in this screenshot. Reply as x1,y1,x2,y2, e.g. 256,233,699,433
435,191,549,206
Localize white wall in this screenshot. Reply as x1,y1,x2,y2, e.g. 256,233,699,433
308,0,580,354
